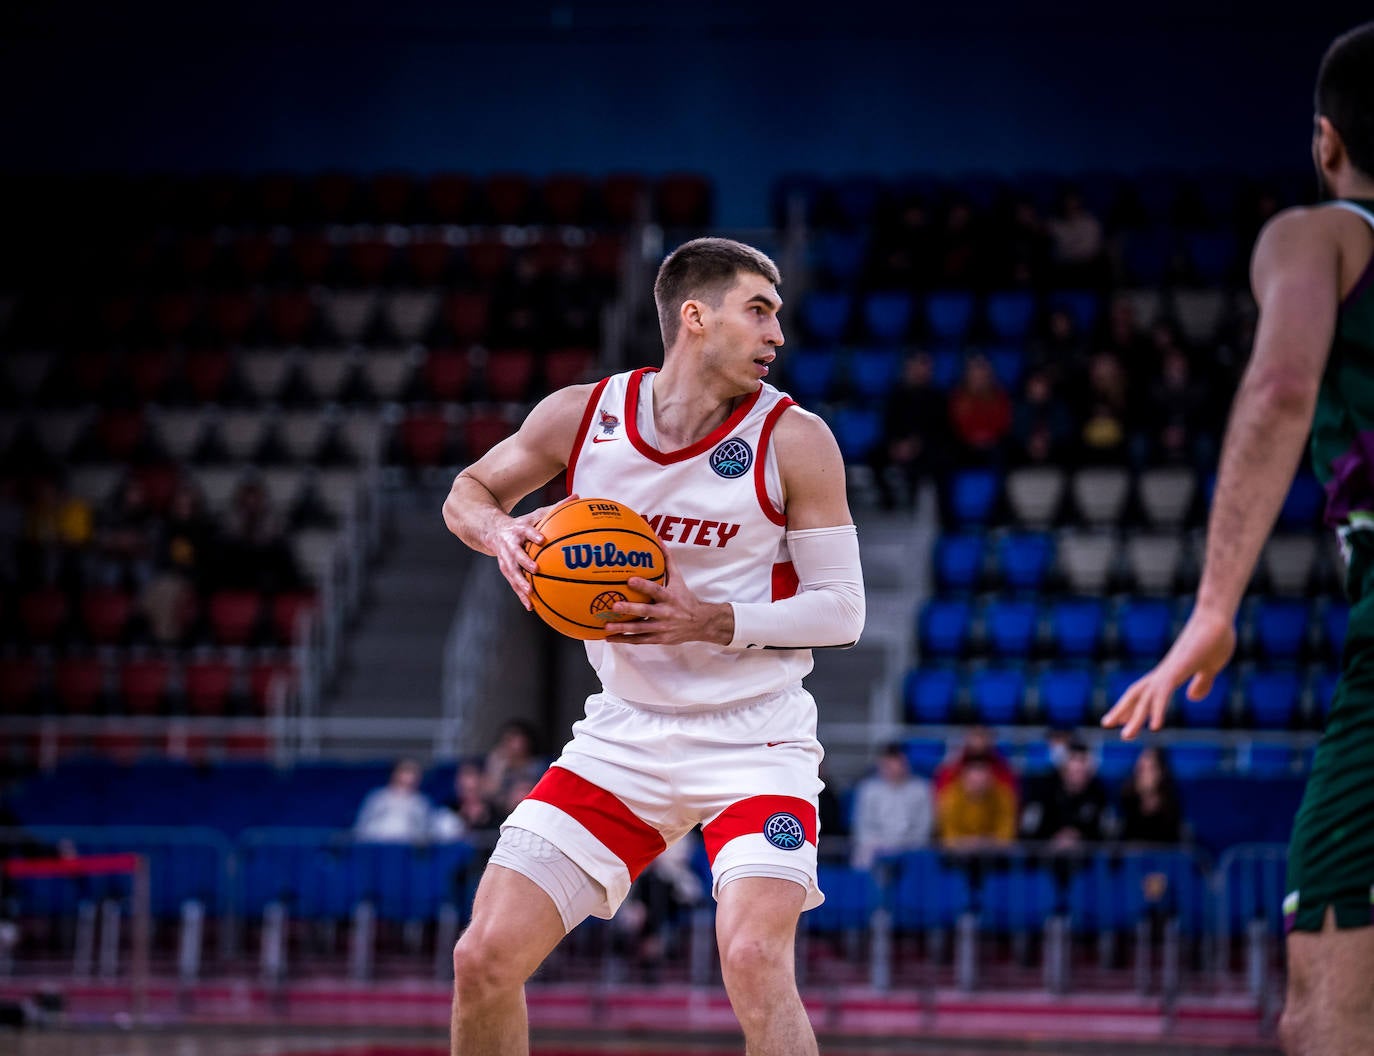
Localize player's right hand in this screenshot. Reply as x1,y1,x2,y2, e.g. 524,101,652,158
1101,607,1236,740
487,495,579,611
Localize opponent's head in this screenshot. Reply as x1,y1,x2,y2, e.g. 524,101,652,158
653,237,783,388
1314,22,1374,197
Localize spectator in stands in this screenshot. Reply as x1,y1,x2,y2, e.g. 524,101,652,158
948,355,1012,462
1029,307,1089,383
1074,352,1133,465
870,352,949,510
1010,368,1075,467
355,758,433,843
481,719,545,804
934,726,1018,798
1117,746,1185,845
993,197,1051,287
488,253,550,350
1046,188,1106,286
1020,740,1110,848
143,481,216,646
937,199,986,286
432,760,501,842
93,476,157,589
219,477,304,593
615,831,705,982
547,248,603,346
850,744,934,869
867,197,937,288
817,761,847,846
1102,296,1152,377
936,752,1018,848
22,476,93,590
1147,348,1213,468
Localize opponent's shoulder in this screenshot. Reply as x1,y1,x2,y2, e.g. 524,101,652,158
1255,203,1367,257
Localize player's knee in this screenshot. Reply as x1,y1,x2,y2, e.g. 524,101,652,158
451,933,520,1004
719,930,792,994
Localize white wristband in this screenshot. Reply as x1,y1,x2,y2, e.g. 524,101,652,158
729,524,865,650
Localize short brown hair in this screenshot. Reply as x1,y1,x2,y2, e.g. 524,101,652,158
653,237,781,346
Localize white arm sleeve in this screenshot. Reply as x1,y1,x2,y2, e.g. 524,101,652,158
728,524,865,650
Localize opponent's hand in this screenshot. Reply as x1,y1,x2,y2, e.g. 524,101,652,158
604,552,734,646
486,495,579,611
1101,607,1236,740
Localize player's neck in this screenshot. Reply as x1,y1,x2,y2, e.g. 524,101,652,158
646,362,745,448
1330,168,1374,200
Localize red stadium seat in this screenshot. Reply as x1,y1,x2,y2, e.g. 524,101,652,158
71,348,112,400
466,240,511,283
424,350,471,401
463,411,515,460
207,293,259,342
485,349,535,402
485,174,533,224
347,239,393,284
544,348,596,390
313,172,358,223
272,592,317,644
19,588,68,641
408,239,453,284
442,291,489,344
53,657,106,714
128,347,173,402
183,347,233,402
177,235,219,280
426,174,474,223
250,660,295,715
132,463,180,514
0,656,43,711
81,588,133,645
266,291,316,344
543,174,591,225
152,293,198,340
184,658,236,716
120,657,172,715
371,172,415,222
100,296,139,338
398,413,451,466
256,173,299,223
289,234,335,283
233,233,277,282
95,409,146,461
208,590,264,646
585,236,623,280
603,173,646,226
656,173,713,226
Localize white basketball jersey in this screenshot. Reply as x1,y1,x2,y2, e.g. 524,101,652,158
566,367,813,710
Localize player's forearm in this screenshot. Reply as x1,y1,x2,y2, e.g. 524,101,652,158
1196,376,1317,620
442,472,512,556
728,525,865,649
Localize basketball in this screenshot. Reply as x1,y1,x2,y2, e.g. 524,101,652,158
523,497,668,640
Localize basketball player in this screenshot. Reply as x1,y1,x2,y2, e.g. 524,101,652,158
442,237,864,1055
1102,23,1374,1055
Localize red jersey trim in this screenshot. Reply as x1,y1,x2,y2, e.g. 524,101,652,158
753,397,795,526
624,367,765,466
702,793,817,865
771,560,800,602
525,765,666,881
565,375,611,495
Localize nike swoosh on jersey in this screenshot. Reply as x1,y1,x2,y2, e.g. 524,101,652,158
592,436,619,443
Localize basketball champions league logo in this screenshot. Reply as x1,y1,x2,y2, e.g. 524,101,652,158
710,437,752,478
763,812,805,850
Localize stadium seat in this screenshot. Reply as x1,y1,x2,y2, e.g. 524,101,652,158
208,591,264,646
1251,598,1311,660
1312,669,1340,718
152,410,207,463
1058,531,1118,594
462,412,514,461
903,737,947,776
1005,466,1065,528
266,291,317,344
1322,601,1349,663
1175,672,1232,728
1120,229,1175,284
832,407,883,463
933,533,984,592
80,588,133,645
816,230,868,285
904,666,959,725
382,290,441,343
1071,467,1130,525
543,173,592,225
53,656,107,713
1278,474,1324,530
1169,743,1224,779
656,173,712,227
485,173,534,224
1186,230,1239,284
426,173,476,223
780,350,837,404
1125,534,1185,594
918,597,973,657
360,351,416,403
1037,667,1094,727
238,352,294,404
346,238,394,284
544,348,596,391
218,411,270,462
121,657,172,716
19,588,70,641
1262,535,1318,595
321,290,379,344
861,291,915,344
982,598,1038,657
1171,289,1227,345
278,413,328,462
1098,739,1143,784
423,351,471,402
1137,467,1197,527
949,468,1001,526
1116,598,1173,659
924,291,977,344
984,290,1037,341
441,292,490,345
1244,669,1301,729
800,292,852,344
183,348,233,402
1048,290,1101,333
997,531,1055,590
0,656,43,712
273,592,318,645
969,666,1027,725
984,344,1025,391
847,349,902,400
484,349,536,402
408,239,454,284
1244,744,1293,778
1049,597,1105,658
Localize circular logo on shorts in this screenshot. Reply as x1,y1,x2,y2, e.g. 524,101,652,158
763,812,805,851
710,437,753,478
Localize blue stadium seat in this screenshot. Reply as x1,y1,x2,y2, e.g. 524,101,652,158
862,291,916,343
933,533,984,591
930,347,963,389
1244,669,1301,729
998,531,1055,590
1103,665,1149,711
782,349,838,404
984,291,1038,341
1049,597,1105,657
1322,602,1349,662
1120,229,1175,284
983,598,1038,657
1098,740,1143,784
1312,668,1340,718
1048,290,1101,333
1175,672,1233,728
919,598,973,657
949,468,1001,526
984,344,1025,391
809,865,873,933
903,737,948,776
833,178,883,227
1279,473,1324,529
886,850,971,930
848,348,903,399
904,666,960,724
1251,598,1310,659
981,866,1059,932
1037,666,1094,727
800,291,852,343
1169,743,1225,778
1117,599,1173,659
970,665,1027,724
925,291,977,343
1186,229,1238,284
817,230,869,284
1245,744,1293,778
832,407,883,462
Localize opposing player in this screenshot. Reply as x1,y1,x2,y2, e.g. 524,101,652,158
442,237,864,1055
1102,23,1374,1055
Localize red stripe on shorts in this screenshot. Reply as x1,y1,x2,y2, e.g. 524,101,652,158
525,765,666,881
702,794,817,865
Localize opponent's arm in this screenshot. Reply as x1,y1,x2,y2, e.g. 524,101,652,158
1102,209,1340,738
442,384,592,609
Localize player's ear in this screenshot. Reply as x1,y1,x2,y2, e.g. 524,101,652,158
1316,115,1345,174
680,299,707,336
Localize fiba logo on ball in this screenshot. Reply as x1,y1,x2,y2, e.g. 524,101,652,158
762,812,804,851
710,437,752,478
588,590,627,622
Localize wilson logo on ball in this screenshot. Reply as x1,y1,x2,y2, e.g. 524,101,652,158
561,541,657,570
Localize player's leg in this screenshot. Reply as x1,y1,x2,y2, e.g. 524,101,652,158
715,875,817,1056
1280,914,1374,1056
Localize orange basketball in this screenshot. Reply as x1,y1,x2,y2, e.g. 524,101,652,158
523,497,668,641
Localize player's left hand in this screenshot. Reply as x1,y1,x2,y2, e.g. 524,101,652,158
604,552,734,646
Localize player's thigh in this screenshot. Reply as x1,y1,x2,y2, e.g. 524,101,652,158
715,875,807,974
455,864,566,983
1287,915,1374,1020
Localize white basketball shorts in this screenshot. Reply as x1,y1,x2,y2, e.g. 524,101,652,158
501,684,825,920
